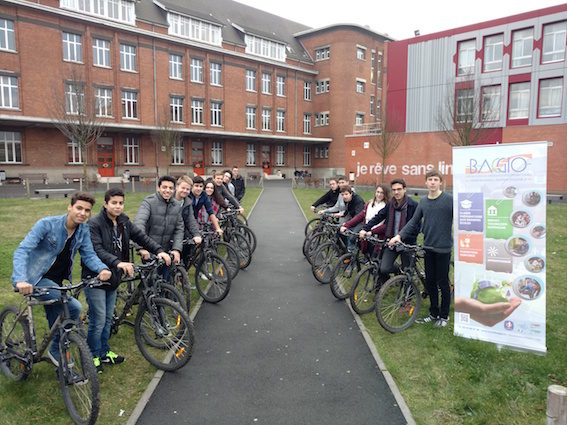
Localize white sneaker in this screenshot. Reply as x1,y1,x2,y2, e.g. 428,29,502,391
415,314,437,324
199,272,209,281
47,351,59,367
434,318,450,328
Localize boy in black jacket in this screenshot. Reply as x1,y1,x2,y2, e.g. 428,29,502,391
82,188,171,372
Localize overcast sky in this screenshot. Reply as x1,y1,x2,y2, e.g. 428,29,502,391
235,0,567,40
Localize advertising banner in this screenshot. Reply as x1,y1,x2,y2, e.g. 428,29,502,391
452,142,547,354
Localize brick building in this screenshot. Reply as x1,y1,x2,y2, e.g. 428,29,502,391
0,0,391,183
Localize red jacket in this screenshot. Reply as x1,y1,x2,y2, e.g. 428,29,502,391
344,202,386,239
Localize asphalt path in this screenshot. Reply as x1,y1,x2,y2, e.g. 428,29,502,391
135,180,407,425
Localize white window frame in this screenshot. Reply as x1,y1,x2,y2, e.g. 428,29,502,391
170,95,184,123
210,101,222,126
276,145,285,166
262,108,271,130
481,85,500,122
262,72,271,94
371,51,376,84
542,21,567,63
169,54,183,80
191,99,204,124
356,80,365,93
244,34,286,62
246,106,256,129
167,12,222,46
304,81,311,101
370,95,375,116
316,79,330,94
62,32,82,63
457,39,476,75
120,43,136,72
303,113,311,134
0,75,19,109
303,145,311,166
456,88,474,123
211,141,223,165
483,34,503,72
0,131,22,163
246,143,256,166
355,113,364,125
65,82,85,115
94,86,112,117
190,58,203,83
67,139,83,164
508,82,530,120
276,75,285,96
123,136,139,164
93,38,110,68
315,112,329,127
246,69,256,92
0,18,16,51
511,28,533,68
121,89,138,119
60,0,135,25
315,46,330,61
276,110,285,132
356,46,366,60
210,62,222,86
538,77,563,118
172,139,184,165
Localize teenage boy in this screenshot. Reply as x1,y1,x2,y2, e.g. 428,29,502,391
310,177,339,212
389,169,453,328
12,192,111,369
338,185,365,251
213,172,244,214
318,176,350,219
83,188,171,372
174,175,202,263
189,175,223,234
223,170,236,196
232,166,246,201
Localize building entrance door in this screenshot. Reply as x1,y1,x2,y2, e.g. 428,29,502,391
97,137,114,177
261,145,271,175
192,141,204,175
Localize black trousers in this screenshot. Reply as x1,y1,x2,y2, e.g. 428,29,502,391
379,246,410,281
424,250,452,320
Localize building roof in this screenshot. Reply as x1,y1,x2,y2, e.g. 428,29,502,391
294,23,394,42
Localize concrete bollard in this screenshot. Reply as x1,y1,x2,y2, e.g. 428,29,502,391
547,385,567,425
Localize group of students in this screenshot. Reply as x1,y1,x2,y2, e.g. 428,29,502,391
311,170,454,328
11,168,246,374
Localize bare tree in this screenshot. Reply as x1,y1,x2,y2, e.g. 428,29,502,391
370,99,404,184
152,105,183,178
51,70,105,190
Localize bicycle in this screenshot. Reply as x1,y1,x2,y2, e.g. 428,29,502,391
0,277,101,425
310,225,351,284
219,209,257,254
303,216,340,265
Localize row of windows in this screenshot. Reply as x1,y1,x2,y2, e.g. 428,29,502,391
244,70,286,95
167,12,222,46
60,0,135,25
457,20,567,75
455,77,564,123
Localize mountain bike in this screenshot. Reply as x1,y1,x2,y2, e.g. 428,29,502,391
219,209,257,253
0,277,101,425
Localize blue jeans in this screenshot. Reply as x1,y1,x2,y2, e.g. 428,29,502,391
85,287,117,358
35,278,82,361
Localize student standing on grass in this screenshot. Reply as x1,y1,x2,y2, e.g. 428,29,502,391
389,169,454,328
310,177,340,212
318,176,350,219
232,166,246,201
11,192,112,370
190,176,223,234
174,175,202,265
213,172,244,214
82,188,171,372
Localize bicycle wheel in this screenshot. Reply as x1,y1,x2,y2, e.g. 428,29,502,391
350,265,379,314
236,224,257,253
236,214,248,226
58,330,100,425
170,266,191,309
213,241,240,280
375,275,421,333
195,253,232,303
134,297,194,371
330,253,358,300
159,282,188,312
304,217,321,236
311,242,341,284
226,232,252,269
0,306,31,381
303,231,326,264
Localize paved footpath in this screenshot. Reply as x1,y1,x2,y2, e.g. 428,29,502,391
135,180,408,425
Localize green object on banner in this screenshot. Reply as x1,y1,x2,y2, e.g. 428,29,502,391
485,199,513,239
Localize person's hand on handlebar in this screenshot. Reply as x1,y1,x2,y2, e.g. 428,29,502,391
98,269,112,281
359,229,370,240
193,236,202,245
310,206,316,212
157,252,172,266
340,226,347,234
138,249,151,260
117,262,135,277
15,281,33,295
388,235,402,247
170,250,181,265
238,207,244,215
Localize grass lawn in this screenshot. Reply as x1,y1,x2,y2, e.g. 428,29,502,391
0,187,261,425
294,187,567,425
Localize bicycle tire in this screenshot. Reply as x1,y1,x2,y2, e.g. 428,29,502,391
311,242,341,284
170,266,191,309
160,282,188,312
303,231,326,264
58,330,100,425
375,275,421,333
350,264,380,314
213,241,241,280
134,297,194,371
236,214,248,226
195,253,232,303
236,224,257,253
304,217,321,236
330,253,358,300
225,232,252,269
0,306,31,381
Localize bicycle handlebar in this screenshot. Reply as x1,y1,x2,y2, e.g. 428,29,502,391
19,276,102,296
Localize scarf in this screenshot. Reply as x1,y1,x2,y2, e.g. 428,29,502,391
385,195,409,238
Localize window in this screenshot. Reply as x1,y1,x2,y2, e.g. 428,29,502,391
315,112,329,126
190,58,203,82
210,62,221,86
120,43,136,71
316,79,330,94
170,96,184,123
355,113,364,125
357,46,366,60
509,82,530,119
276,76,285,96
457,39,475,75
94,87,112,117
538,78,563,117
65,82,84,115
123,136,139,164
121,89,137,119
481,86,500,122
246,106,256,129
262,108,271,130
315,46,330,61
60,0,135,24
262,72,271,94
276,110,285,132
169,54,183,79
246,143,256,166
246,69,256,91
371,51,376,84
512,28,533,68
62,32,82,62
377,51,383,87
376,99,382,118
191,99,203,124
303,113,311,134
167,12,222,46
543,21,567,63
456,88,474,123
210,101,222,126
0,18,16,51
211,141,222,165
0,131,21,163
276,145,285,166
0,75,18,109
172,139,184,165
244,34,286,62
67,140,82,164
370,95,375,116
483,34,503,72
304,81,312,101
303,146,311,166
356,80,365,93
92,38,110,67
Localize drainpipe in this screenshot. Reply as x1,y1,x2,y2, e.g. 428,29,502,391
152,31,159,179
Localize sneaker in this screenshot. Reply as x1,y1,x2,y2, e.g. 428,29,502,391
415,314,437,324
93,357,103,373
434,318,450,328
199,272,209,281
101,351,125,365
47,351,59,367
